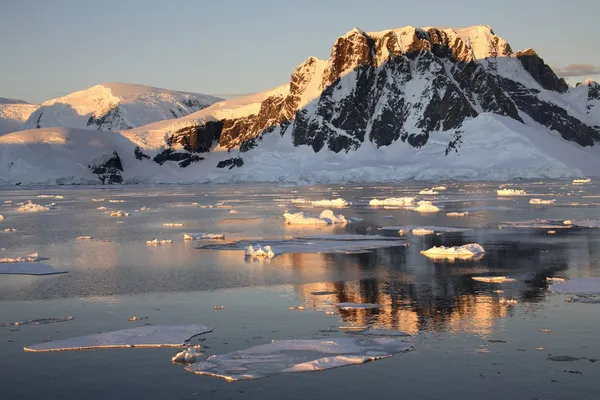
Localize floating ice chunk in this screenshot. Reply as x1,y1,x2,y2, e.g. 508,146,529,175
137,206,151,212
146,239,173,245
91,198,105,202
369,197,415,207
3,201,12,204
546,277,565,282
318,210,347,224
24,324,213,352
163,223,185,227
229,209,239,214
110,210,130,217
529,198,556,205
413,201,440,213
17,201,51,212
497,189,527,196
291,198,309,204
96,206,107,210
0,253,47,263
549,277,600,295
76,236,93,240
419,189,438,195
37,195,60,198
310,198,351,207
472,276,516,283
447,212,469,217
498,220,570,230
128,316,148,322
185,337,412,381
2,228,16,232
499,298,518,305
347,329,412,337
412,228,434,236
337,303,382,309
570,220,600,228
421,243,485,259
245,245,275,259
0,215,4,220
1,317,73,328
284,211,328,225
573,179,591,184
432,186,447,191
380,225,471,233
548,230,556,234
184,233,225,240
172,345,203,364
0,262,66,275
109,200,125,203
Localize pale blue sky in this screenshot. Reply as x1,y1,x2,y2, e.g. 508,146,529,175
1,0,598,103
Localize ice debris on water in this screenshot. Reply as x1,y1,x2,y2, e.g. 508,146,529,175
229,209,238,214
0,252,46,263
2,228,16,232
146,239,173,245
572,179,591,184
497,189,527,196
23,324,214,352
369,197,415,207
529,198,556,205
184,337,413,381
163,223,185,227
17,201,52,212
419,189,438,195
421,243,485,259
172,345,203,364
110,210,130,217
432,186,447,191
184,233,225,240
91,198,104,202
76,236,93,240
213,305,224,310
283,210,348,225
109,200,125,203
128,316,148,322
447,212,469,217
413,201,440,213
245,245,275,259
472,276,516,283
96,206,107,210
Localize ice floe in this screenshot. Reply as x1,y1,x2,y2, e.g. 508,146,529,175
497,189,527,196
185,338,412,381
17,201,52,212
0,215,4,220
369,197,415,207
146,239,173,245
24,324,214,352
418,189,438,195
573,179,591,184
245,245,275,259
172,345,203,364
76,236,93,240
2,228,16,232
498,220,572,230
379,225,472,233
337,303,382,309
446,212,469,217
0,262,66,275
472,276,516,283
283,210,347,225
529,198,556,205
549,277,600,295
108,200,125,203
420,243,485,260
163,223,185,227
110,210,130,217
300,234,402,241
91,198,105,202
413,201,440,213
546,277,565,282
96,206,107,210
310,198,351,207
0,253,47,263
184,233,225,240
432,186,447,191
1,317,73,328
412,228,434,236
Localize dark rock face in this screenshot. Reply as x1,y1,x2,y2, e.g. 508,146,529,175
217,157,244,169
35,112,43,129
169,121,224,153
153,149,203,168
134,146,150,160
89,151,124,184
86,105,132,130
516,49,568,93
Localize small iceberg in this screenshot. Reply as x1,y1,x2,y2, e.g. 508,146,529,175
2,228,16,232
0,215,4,220
497,189,527,196
369,197,415,207
163,223,185,227
418,189,438,195
412,228,434,236
283,210,347,225
245,245,275,259
184,338,413,381
421,243,485,259
472,276,516,283
573,178,591,184
146,239,173,245
184,233,225,240
172,345,203,364
529,198,556,205
110,210,130,217
337,302,382,309
76,236,93,240
446,212,469,217
310,198,351,207
17,202,52,212
24,324,213,352
413,201,439,213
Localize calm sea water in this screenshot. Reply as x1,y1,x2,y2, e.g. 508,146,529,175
1,181,599,399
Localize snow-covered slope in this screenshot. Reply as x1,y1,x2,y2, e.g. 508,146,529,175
0,99,39,136
1,25,600,185
23,83,222,131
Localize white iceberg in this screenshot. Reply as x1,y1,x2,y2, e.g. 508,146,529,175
421,243,485,259
146,239,173,245
447,212,469,217
245,245,275,259
529,198,556,205
163,223,185,227
413,201,440,213
0,215,4,220
337,303,382,309
472,276,516,283
318,209,347,224
369,197,415,207
108,199,125,203
184,233,225,240
432,186,447,191
24,324,214,352
549,277,600,295
573,179,591,184
283,210,347,225
310,198,351,207
110,210,130,217
17,201,51,212
418,189,438,195
497,188,527,196
185,337,413,381
0,262,66,275
172,345,203,364
412,228,434,236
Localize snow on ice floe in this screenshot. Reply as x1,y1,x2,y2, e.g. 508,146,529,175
17,201,52,212
199,236,407,255
497,189,527,196
420,243,485,260
245,245,275,259
2,228,16,232
472,276,516,283
109,210,130,217
1,317,73,328
529,198,556,205
76,236,93,240
412,228,434,236
413,201,440,213
549,277,600,295
163,223,185,227
184,338,412,381
0,253,47,263
24,324,214,352
432,186,447,191
0,262,66,275
172,346,203,364
146,239,173,245
573,179,591,184
447,212,469,217
418,189,438,195
184,233,225,240
284,210,347,225
310,198,351,207
369,197,415,207
337,303,382,309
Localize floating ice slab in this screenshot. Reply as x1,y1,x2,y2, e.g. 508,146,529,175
497,189,527,196
472,276,516,283
172,345,203,364
300,234,403,241
549,277,600,295
184,233,225,240
413,201,440,213
0,262,66,275
0,253,47,263
412,228,434,236
421,243,485,259
529,198,556,205
498,220,571,230
432,186,447,191
185,338,412,381
1,316,73,328
573,179,591,184
146,239,173,245
24,324,213,352
284,210,347,225
369,197,415,207
91,198,105,202
110,210,130,217
17,202,51,212
447,212,469,217
337,303,382,309
310,198,351,207
379,225,472,233
109,200,125,203
419,189,438,195
200,236,407,255
245,245,275,259
77,236,93,240
163,223,185,227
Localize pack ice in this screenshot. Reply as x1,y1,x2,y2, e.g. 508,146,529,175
17,201,52,212
497,188,527,196
283,210,347,225
184,338,413,381
420,243,485,259
24,324,213,352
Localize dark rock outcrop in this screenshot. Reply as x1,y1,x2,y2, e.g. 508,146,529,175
516,49,568,93
217,157,244,169
89,151,123,184
153,148,203,168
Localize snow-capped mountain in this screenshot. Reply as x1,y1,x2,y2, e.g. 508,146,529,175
23,83,222,131
0,99,39,136
1,25,600,185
